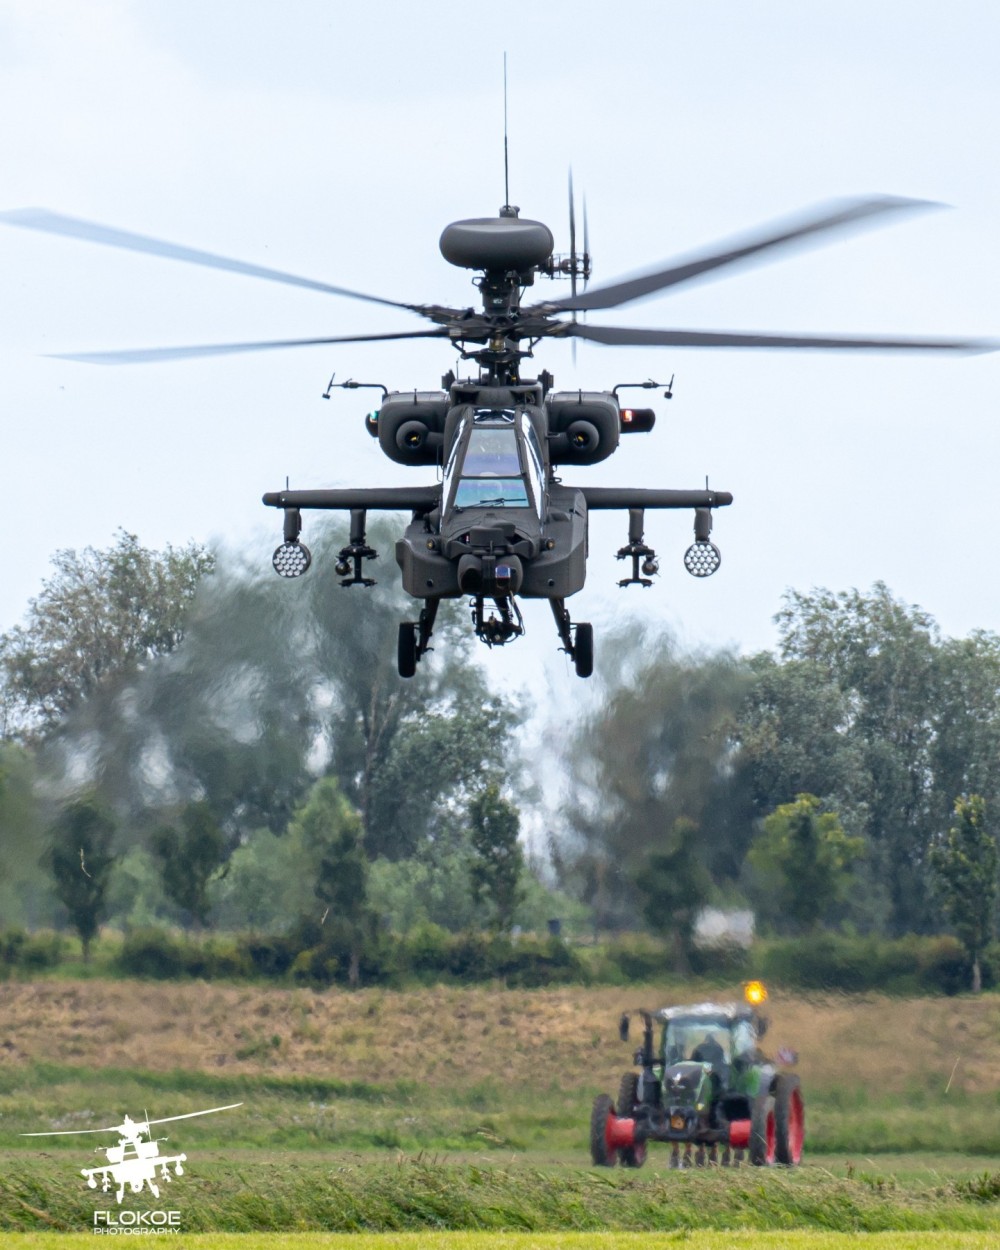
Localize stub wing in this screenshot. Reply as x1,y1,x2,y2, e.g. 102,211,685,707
581,487,732,510
263,486,441,513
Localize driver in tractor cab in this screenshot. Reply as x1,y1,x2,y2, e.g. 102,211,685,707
691,1030,726,1070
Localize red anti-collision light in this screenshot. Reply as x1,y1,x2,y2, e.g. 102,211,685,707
619,408,656,433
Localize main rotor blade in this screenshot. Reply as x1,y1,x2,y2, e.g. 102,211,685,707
145,1102,243,1128
0,208,421,313
49,327,450,365
569,323,997,353
542,195,942,314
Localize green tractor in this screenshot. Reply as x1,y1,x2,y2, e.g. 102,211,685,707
590,983,803,1168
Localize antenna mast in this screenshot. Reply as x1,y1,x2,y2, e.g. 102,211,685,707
503,52,510,209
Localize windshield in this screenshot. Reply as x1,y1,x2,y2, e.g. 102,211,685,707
451,424,535,511
662,1018,733,1066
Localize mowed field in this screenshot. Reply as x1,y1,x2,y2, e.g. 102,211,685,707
1,978,999,1236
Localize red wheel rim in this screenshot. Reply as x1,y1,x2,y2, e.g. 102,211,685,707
604,1111,618,1164
788,1090,804,1163
766,1109,776,1163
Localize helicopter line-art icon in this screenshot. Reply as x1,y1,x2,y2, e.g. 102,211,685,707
23,1103,242,1204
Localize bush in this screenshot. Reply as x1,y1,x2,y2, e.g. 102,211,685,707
757,932,981,995
118,929,189,979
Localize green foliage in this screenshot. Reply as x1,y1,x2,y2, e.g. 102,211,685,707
469,782,524,932
634,816,713,971
929,794,999,990
563,629,752,926
765,584,942,933
288,777,372,985
117,928,251,979
0,928,64,972
152,800,227,927
46,794,116,959
757,931,982,995
747,794,864,932
0,529,212,738
0,743,55,927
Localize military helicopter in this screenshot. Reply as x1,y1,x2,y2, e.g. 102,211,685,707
1,193,991,677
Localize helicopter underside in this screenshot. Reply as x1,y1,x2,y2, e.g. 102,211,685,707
394,487,591,674
395,487,588,602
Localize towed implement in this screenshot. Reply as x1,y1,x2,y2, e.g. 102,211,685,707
591,982,803,1168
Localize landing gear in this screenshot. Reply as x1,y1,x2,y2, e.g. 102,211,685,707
551,599,594,678
397,622,417,678
397,599,439,679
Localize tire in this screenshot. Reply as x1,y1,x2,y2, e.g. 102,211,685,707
397,622,417,678
590,1093,617,1167
749,1088,775,1166
574,622,594,678
774,1074,804,1166
616,1073,647,1169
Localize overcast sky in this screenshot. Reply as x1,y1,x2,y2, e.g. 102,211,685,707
2,1,999,696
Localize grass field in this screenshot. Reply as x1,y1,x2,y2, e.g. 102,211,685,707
1,979,998,1234
5,1235,1000,1250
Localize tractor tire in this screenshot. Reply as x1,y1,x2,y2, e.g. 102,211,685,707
774,1074,804,1166
397,622,417,678
616,1073,647,1169
574,623,594,678
590,1093,618,1167
749,1088,776,1166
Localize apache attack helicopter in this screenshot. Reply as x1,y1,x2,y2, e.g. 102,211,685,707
1,194,991,677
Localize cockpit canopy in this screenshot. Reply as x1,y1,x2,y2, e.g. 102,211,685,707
443,408,545,517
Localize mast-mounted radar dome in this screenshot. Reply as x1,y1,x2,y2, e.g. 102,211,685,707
439,213,554,273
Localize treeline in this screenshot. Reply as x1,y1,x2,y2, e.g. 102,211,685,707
0,528,575,969
3,530,1000,991
0,924,991,997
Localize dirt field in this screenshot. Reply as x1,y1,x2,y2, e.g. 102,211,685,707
0,979,996,1100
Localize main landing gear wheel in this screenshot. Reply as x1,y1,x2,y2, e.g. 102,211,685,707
616,1072,647,1169
574,622,594,678
397,622,417,678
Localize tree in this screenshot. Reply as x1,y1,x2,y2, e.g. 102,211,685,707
47,795,116,960
746,794,864,933
561,628,752,926
770,583,940,934
289,777,371,985
152,801,227,928
635,817,713,973
469,782,524,931
0,744,55,927
1,530,213,738
929,795,998,992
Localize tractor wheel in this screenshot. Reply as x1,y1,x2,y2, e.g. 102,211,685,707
590,1093,618,1167
574,623,594,678
616,1073,647,1169
749,1088,776,1166
774,1074,804,1166
397,622,417,678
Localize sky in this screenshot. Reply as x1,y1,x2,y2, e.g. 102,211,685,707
2,0,999,702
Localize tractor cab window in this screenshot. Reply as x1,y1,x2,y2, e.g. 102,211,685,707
732,1019,756,1063
662,1018,733,1067
448,421,536,512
